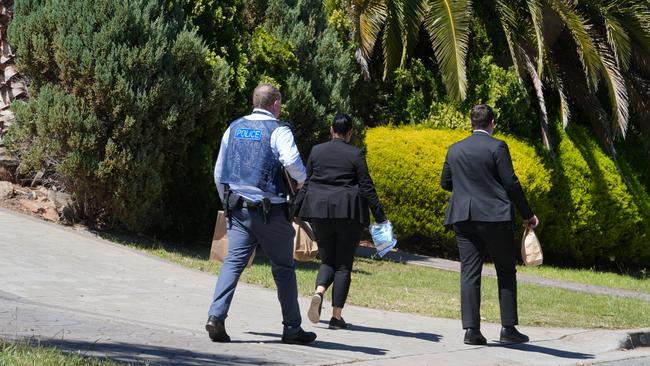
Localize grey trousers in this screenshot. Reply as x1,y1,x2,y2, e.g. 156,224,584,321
208,206,302,331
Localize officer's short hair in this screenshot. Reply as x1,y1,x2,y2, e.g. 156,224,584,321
470,104,494,130
253,83,281,109
332,113,353,135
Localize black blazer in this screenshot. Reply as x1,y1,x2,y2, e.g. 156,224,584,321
441,131,533,226
298,139,386,226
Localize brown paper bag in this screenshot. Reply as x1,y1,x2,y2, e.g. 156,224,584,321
521,226,543,266
209,211,254,267
293,218,318,262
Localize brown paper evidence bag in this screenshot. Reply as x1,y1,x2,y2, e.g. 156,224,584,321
209,211,318,267
521,225,543,266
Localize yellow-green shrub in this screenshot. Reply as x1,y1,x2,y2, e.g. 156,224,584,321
543,124,650,265
365,126,553,248
366,125,650,266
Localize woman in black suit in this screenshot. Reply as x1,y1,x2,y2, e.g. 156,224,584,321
299,113,387,329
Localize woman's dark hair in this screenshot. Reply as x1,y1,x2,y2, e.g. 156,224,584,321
332,113,353,135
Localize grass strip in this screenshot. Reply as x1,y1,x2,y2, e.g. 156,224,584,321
0,340,138,366
513,265,650,294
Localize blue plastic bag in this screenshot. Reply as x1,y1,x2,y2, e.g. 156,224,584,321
369,220,397,258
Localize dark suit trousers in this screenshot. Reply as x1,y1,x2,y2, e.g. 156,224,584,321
453,221,518,329
312,218,363,308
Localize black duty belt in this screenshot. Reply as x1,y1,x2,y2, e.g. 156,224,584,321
225,191,287,224
240,199,286,210
241,197,286,224
241,200,260,209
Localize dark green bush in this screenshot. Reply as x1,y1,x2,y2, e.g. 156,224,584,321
383,54,535,140
465,55,536,139
261,0,365,154
192,0,366,156
387,59,443,125
8,0,230,233
366,126,650,266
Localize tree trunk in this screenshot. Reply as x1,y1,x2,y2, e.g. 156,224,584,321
0,0,27,181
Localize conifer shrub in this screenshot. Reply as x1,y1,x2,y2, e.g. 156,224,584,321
7,0,231,234
261,0,364,155
366,126,650,266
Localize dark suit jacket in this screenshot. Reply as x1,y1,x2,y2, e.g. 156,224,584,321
441,131,533,226
298,138,386,226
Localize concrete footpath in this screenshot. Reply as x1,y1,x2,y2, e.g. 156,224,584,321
1,208,649,366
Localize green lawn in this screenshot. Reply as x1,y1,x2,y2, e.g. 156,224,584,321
110,235,650,330
514,265,650,294
0,340,136,366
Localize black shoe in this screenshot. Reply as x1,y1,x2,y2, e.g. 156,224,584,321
464,328,487,345
307,293,323,324
205,316,230,343
281,328,317,345
500,326,529,343
328,317,347,330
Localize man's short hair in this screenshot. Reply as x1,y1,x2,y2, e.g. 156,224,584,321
470,104,495,130
253,83,281,109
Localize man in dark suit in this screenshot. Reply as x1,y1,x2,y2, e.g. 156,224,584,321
441,104,539,345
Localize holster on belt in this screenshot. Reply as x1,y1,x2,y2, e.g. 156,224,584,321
223,186,231,217
261,197,271,224
223,186,241,219
224,186,273,224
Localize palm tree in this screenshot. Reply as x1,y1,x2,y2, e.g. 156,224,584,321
350,0,650,158
0,0,27,180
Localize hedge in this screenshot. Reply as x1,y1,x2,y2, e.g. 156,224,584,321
544,125,650,265
366,125,650,266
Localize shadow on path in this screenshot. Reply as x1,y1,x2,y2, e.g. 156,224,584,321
247,332,389,355
343,323,442,342
38,338,285,366
494,342,596,360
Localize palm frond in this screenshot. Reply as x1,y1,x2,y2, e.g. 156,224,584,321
619,2,650,56
602,11,631,70
596,40,629,139
631,43,650,79
383,0,404,79
521,47,554,156
495,0,524,80
546,0,602,90
627,73,650,140
400,0,427,66
526,0,545,77
560,53,615,148
558,78,571,129
423,0,472,101
545,54,571,129
352,0,387,78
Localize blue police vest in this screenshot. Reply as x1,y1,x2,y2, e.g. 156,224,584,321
220,116,286,196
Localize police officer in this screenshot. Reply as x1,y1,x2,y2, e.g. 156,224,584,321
206,83,317,345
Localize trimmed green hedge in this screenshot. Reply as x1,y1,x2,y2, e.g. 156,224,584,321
366,126,650,266
545,125,650,265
